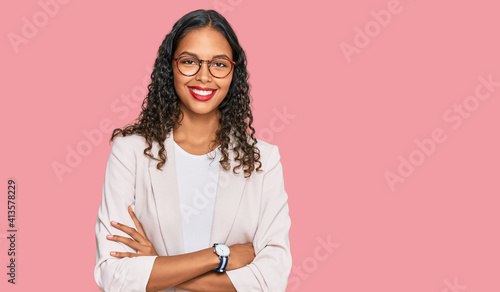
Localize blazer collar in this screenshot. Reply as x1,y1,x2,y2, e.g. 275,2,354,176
148,129,247,255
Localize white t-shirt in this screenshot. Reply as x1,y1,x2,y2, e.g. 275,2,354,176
173,140,221,254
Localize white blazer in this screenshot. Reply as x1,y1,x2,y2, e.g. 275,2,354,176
94,129,292,292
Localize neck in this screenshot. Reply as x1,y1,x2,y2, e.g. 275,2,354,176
173,106,220,145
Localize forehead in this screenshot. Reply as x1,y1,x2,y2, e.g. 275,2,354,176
174,27,233,59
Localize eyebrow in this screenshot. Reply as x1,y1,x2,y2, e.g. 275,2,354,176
178,51,231,60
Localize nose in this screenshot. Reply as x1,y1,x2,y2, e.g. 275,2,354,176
196,60,212,83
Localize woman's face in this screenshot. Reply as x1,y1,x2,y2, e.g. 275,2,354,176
173,27,234,118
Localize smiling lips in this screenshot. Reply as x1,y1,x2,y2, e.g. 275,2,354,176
188,86,217,101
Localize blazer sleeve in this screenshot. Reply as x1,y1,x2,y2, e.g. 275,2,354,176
94,136,158,292
226,145,292,291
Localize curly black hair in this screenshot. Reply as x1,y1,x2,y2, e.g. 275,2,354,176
110,9,262,178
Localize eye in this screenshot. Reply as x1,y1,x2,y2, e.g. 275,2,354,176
179,56,199,66
211,59,231,68
213,62,227,68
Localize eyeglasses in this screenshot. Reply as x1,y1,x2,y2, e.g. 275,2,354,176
174,55,235,79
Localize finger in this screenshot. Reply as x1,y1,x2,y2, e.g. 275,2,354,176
107,234,142,251
110,251,138,258
128,205,147,238
110,221,146,244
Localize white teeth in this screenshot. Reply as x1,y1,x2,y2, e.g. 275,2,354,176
191,88,214,96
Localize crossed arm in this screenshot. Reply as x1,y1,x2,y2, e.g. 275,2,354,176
105,206,255,292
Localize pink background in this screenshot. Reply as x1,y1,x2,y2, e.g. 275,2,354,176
1,0,499,291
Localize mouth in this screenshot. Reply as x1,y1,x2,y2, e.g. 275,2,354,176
188,86,217,101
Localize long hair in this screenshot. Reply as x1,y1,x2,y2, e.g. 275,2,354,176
110,9,262,178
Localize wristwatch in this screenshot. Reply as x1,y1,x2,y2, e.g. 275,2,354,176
213,243,230,272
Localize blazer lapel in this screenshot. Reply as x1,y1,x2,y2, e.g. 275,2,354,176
209,142,247,245
149,129,247,255
149,130,184,255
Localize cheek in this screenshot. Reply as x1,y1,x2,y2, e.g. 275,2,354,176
220,76,233,92
173,74,187,94
217,82,232,98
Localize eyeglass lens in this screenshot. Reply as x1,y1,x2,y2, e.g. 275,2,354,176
177,56,232,78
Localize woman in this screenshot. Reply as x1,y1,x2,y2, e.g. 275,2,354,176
94,9,292,292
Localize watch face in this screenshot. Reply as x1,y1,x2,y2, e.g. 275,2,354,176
216,244,230,257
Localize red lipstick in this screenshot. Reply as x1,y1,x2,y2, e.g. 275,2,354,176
188,86,217,101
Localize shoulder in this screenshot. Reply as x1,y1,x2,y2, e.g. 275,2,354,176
253,137,282,172
254,137,277,155
109,134,151,159
112,134,148,148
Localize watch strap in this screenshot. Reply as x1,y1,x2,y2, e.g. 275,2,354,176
215,255,228,273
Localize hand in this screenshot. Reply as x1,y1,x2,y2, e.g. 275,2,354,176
106,205,158,258
226,243,255,270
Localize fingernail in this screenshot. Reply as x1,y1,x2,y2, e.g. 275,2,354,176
106,235,113,239
110,252,116,256
111,221,117,225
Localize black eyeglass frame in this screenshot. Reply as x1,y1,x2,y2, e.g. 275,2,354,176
174,55,236,79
